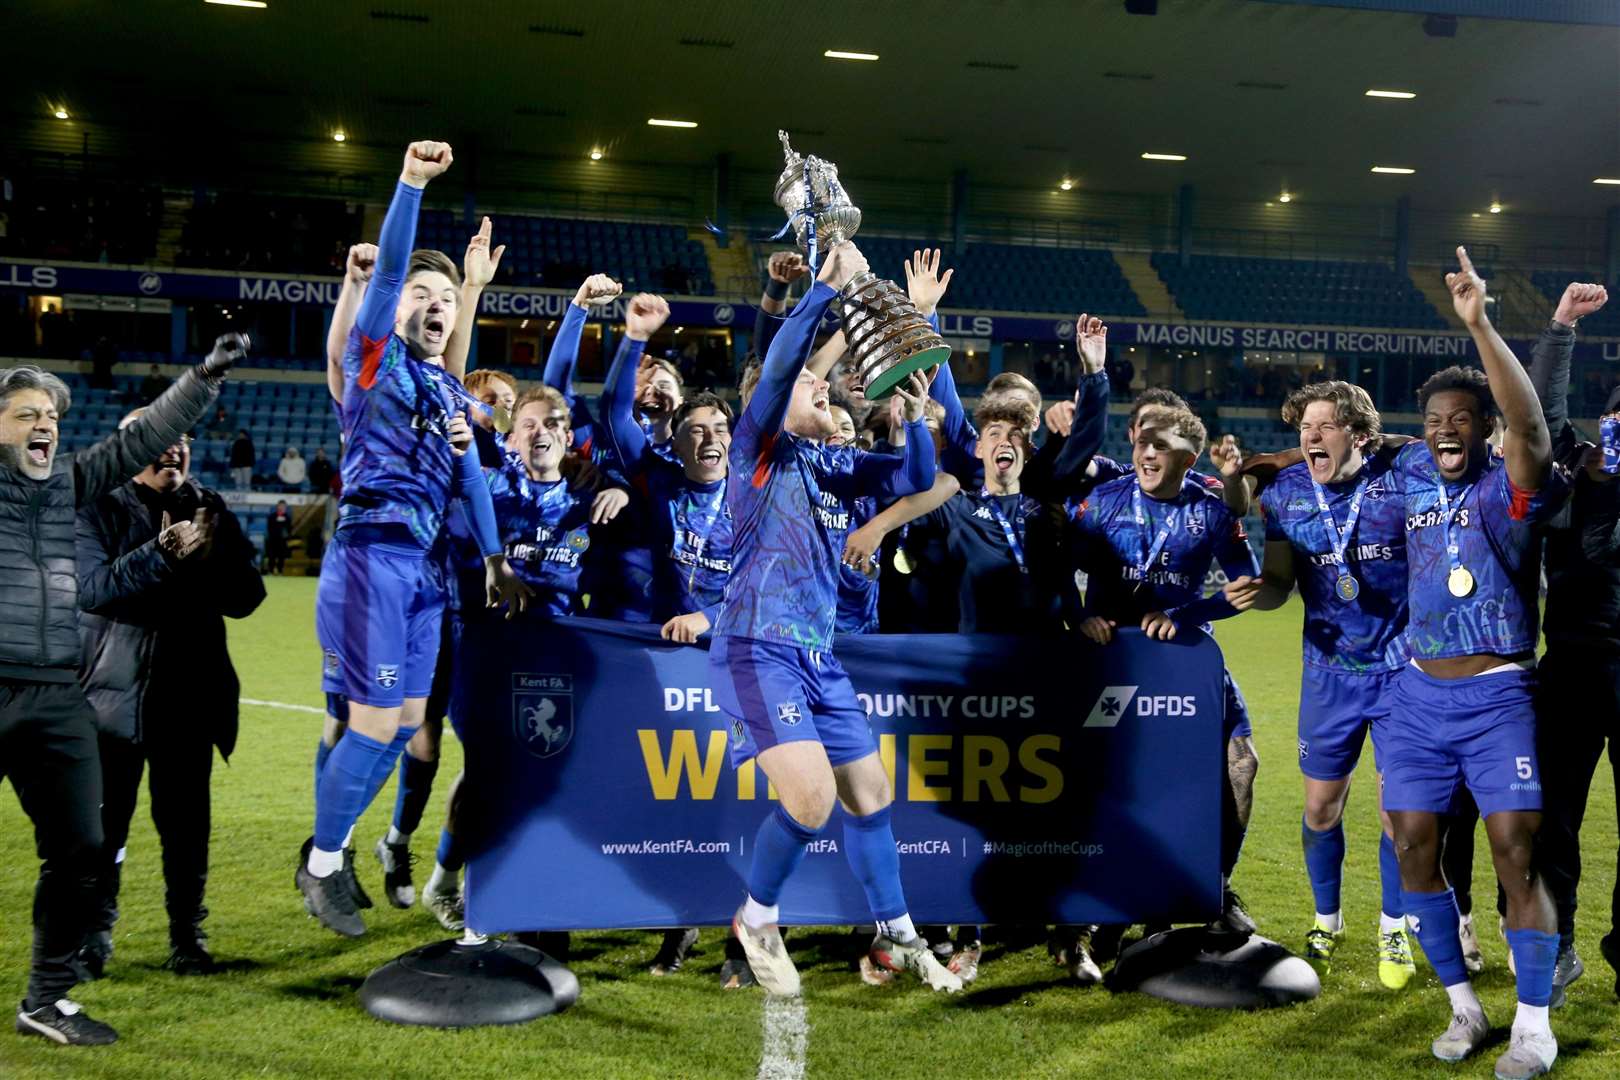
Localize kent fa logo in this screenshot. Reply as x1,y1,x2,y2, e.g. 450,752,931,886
777,702,803,726
1084,686,1138,727
513,673,575,759
375,665,399,689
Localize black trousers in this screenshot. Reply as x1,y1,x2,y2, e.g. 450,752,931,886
93,724,214,947
0,680,104,1008
1534,649,1620,945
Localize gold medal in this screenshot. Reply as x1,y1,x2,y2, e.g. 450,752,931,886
892,546,915,575
1447,566,1475,598
492,404,514,435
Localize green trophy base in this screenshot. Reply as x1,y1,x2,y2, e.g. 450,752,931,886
861,345,951,400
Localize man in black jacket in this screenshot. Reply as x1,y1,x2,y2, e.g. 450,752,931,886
76,411,264,978
0,333,243,1046
1524,279,1617,1000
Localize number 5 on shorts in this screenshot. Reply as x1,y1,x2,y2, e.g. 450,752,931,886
1515,756,1533,780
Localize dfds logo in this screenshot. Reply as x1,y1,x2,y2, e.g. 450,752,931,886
1083,685,1197,727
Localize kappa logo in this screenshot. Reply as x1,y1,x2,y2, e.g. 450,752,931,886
376,665,399,689
777,702,803,726
1084,686,1137,727
972,506,995,521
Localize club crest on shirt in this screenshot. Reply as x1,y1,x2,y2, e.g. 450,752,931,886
513,673,575,759
1185,510,1205,535
376,665,399,689
777,702,803,726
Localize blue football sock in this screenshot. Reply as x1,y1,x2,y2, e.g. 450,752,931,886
745,804,821,907
313,739,333,803
1302,818,1346,916
393,752,440,836
843,805,909,922
1505,927,1559,1007
436,827,465,873
313,730,391,852
1405,888,1470,986
1379,832,1404,920
354,725,416,827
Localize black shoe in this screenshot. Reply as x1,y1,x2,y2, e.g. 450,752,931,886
373,837,416,909
513,931,572,962
15,999,117,1045
1600,932,1620,998
1214,887,1257,936
75,931,113,981
341,846,373,910
295,840,365,938
719,933,756,989
163,939,218,976
649,928,700,975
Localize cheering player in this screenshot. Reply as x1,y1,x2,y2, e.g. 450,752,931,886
1070,404,1262,933
1384,248,1569,1077
542,273,624,460
297,142,526,937
1249,381,1416,986
715,240,959,997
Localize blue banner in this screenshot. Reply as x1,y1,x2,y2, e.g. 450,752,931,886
453,618,1227,932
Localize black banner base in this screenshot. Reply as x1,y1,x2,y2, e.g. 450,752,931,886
359,937,580,1027
1108,927,1320,1009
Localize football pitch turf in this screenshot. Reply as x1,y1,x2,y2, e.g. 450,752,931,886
2,577,1616,1079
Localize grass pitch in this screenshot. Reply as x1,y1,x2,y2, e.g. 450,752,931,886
2,578,1616,1079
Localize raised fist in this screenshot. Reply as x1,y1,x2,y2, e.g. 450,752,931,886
346,243,377,285
624,293,671,341
817,241,869,292
401,141,453,188
200,332,249,378
574,273,623,308
1555,282,1609,327
768,251,809,284
463,217,506,289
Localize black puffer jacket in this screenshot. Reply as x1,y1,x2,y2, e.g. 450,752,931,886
77,479,264,754
0,368,220,683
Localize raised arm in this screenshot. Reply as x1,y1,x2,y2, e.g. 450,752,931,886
444,216,506,382
1534,282,1609,445
847,371,937,499
545,274,622,400
356,143,451,350
74,336,242,505
327,244,374,404
1207,435,1253,516
599,293,668,470
1446,246,1551,491
755,251,808,363
841,472,960,574
904,249,977,471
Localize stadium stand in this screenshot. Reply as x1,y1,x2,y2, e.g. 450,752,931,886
854,238,1146,315
179,193,360,275
1151,254,1446,329
417,210,715,295
0,174,162,264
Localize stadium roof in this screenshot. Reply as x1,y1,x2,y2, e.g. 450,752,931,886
4,0,1617,216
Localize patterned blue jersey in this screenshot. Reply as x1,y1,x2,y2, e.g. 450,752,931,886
716,281,935,650
485,459,596,617
836,495,880,635
639,463,734,623
1072,472,1258,630
1395,442,1569,660
335,327,460,548
1261,458,1409,672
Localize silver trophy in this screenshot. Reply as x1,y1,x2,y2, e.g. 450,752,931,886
773,131,950,400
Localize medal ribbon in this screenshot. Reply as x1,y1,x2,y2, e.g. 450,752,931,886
1131,481,1178,586
1434,475,1475,579
682,484,727,593
1311,474,1366,579
981,491,1028,573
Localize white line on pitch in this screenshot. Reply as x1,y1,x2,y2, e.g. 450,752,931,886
758,995,808,1080
240,697,326,715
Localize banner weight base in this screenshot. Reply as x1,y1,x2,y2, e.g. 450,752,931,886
1108,926,1320,1009
360,937,580,1027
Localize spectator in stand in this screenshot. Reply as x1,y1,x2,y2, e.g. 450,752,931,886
90,338,116,391
277,447,306,492
206,404,232,437
139,365,170,404
264,500,292,575
306,447,335,495
228,430,254,490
